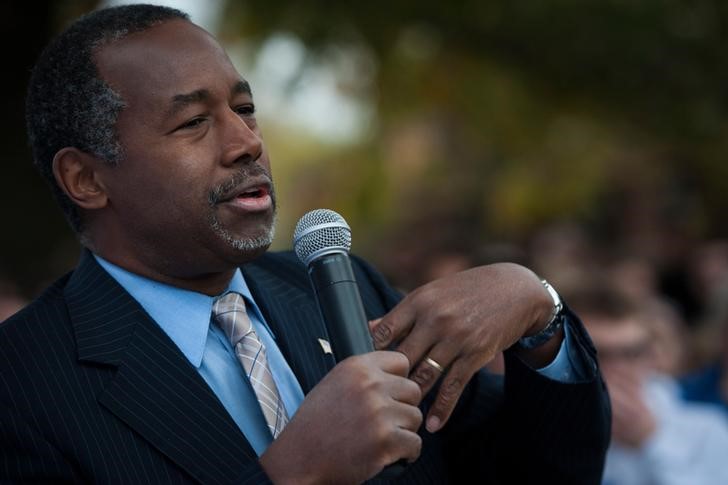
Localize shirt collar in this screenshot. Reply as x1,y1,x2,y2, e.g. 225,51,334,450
93,254,265,368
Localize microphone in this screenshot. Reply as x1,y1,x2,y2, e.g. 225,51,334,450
293,209,407,479
293,209,374,360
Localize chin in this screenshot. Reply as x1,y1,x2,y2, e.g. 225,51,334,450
220,223,275,256
208,210,276,262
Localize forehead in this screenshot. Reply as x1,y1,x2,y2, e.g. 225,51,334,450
94,19,244,111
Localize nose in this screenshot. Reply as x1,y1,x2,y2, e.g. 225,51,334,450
220,107,263,167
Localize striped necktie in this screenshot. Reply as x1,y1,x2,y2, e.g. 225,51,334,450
212,292,289,439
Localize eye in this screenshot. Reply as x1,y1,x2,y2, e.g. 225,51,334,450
234,104,256,118
177,116,207,131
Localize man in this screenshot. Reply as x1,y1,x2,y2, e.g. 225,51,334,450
1,4,609,484
571,284,728,485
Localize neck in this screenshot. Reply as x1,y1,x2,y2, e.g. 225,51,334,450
97,250,237,295
144,268,238,296
86,221,248,296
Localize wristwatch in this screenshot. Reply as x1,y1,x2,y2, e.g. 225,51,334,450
517,279,565,349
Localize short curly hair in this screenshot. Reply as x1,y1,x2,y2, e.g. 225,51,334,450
26,4,189,233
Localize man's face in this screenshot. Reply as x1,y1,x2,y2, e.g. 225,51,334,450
587,316,653,377
93,19,275,278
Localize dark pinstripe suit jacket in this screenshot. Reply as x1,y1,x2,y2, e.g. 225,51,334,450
0,250,610,484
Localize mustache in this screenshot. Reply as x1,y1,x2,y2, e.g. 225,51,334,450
208,164,274,206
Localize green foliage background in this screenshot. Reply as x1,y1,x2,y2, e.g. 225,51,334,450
3,0,728,295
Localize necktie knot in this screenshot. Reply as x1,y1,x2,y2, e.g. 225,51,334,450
212,292,252,346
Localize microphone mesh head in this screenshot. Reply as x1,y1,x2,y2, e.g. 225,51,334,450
293,209,352,265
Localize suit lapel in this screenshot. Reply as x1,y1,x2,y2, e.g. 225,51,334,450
66,251,257,484
242,259,336,394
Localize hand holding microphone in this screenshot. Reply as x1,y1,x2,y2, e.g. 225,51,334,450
259,210,417,484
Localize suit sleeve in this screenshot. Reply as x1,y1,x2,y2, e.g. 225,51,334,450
443,307,611,485
497,307,610,484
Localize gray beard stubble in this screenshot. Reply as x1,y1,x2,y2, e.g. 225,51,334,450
210,212,277,252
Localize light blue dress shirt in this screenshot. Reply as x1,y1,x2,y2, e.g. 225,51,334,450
94,255,305,456
94,254,582,456
538,322,584,382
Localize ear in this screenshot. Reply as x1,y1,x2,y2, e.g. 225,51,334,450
52,147,109,210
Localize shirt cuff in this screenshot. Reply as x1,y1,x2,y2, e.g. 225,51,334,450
535,319,588,382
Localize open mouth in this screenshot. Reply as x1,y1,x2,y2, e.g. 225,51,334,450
219,181,273,213
210,172,274,214
237,186,269,200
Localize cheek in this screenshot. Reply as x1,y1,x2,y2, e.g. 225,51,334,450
151,185,212,225
117,136,223,209
109,165,209,224
129,151,211,196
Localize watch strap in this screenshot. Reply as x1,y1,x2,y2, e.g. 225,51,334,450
517,280,564,349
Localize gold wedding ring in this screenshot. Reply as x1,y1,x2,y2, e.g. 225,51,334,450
423,356,444,373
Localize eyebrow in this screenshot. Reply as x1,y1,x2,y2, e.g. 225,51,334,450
167,80,253,117
232,80,252,97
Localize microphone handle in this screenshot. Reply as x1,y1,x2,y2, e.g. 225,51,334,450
307,252,407,479
308,252,373,360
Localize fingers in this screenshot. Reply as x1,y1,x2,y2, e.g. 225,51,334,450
390,398,424,431
389,427,423,465
606,377,655,446
390,374,424,406
375,401,423,467
408,356,442,392
606,376,647,415
378,346,470,434
424,360,470,433
356,354,424,468
371,310,473,434
393,315,468,402
366,350,411,377
408,348,457,397
369,295,417,350
395,321,438,371
352,351,422,405
266,351,424,484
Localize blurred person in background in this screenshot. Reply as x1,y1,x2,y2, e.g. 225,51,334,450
680,303,728,415
529,222,600,298
608,256,688,377
680,240,728,415
571,283,728,485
